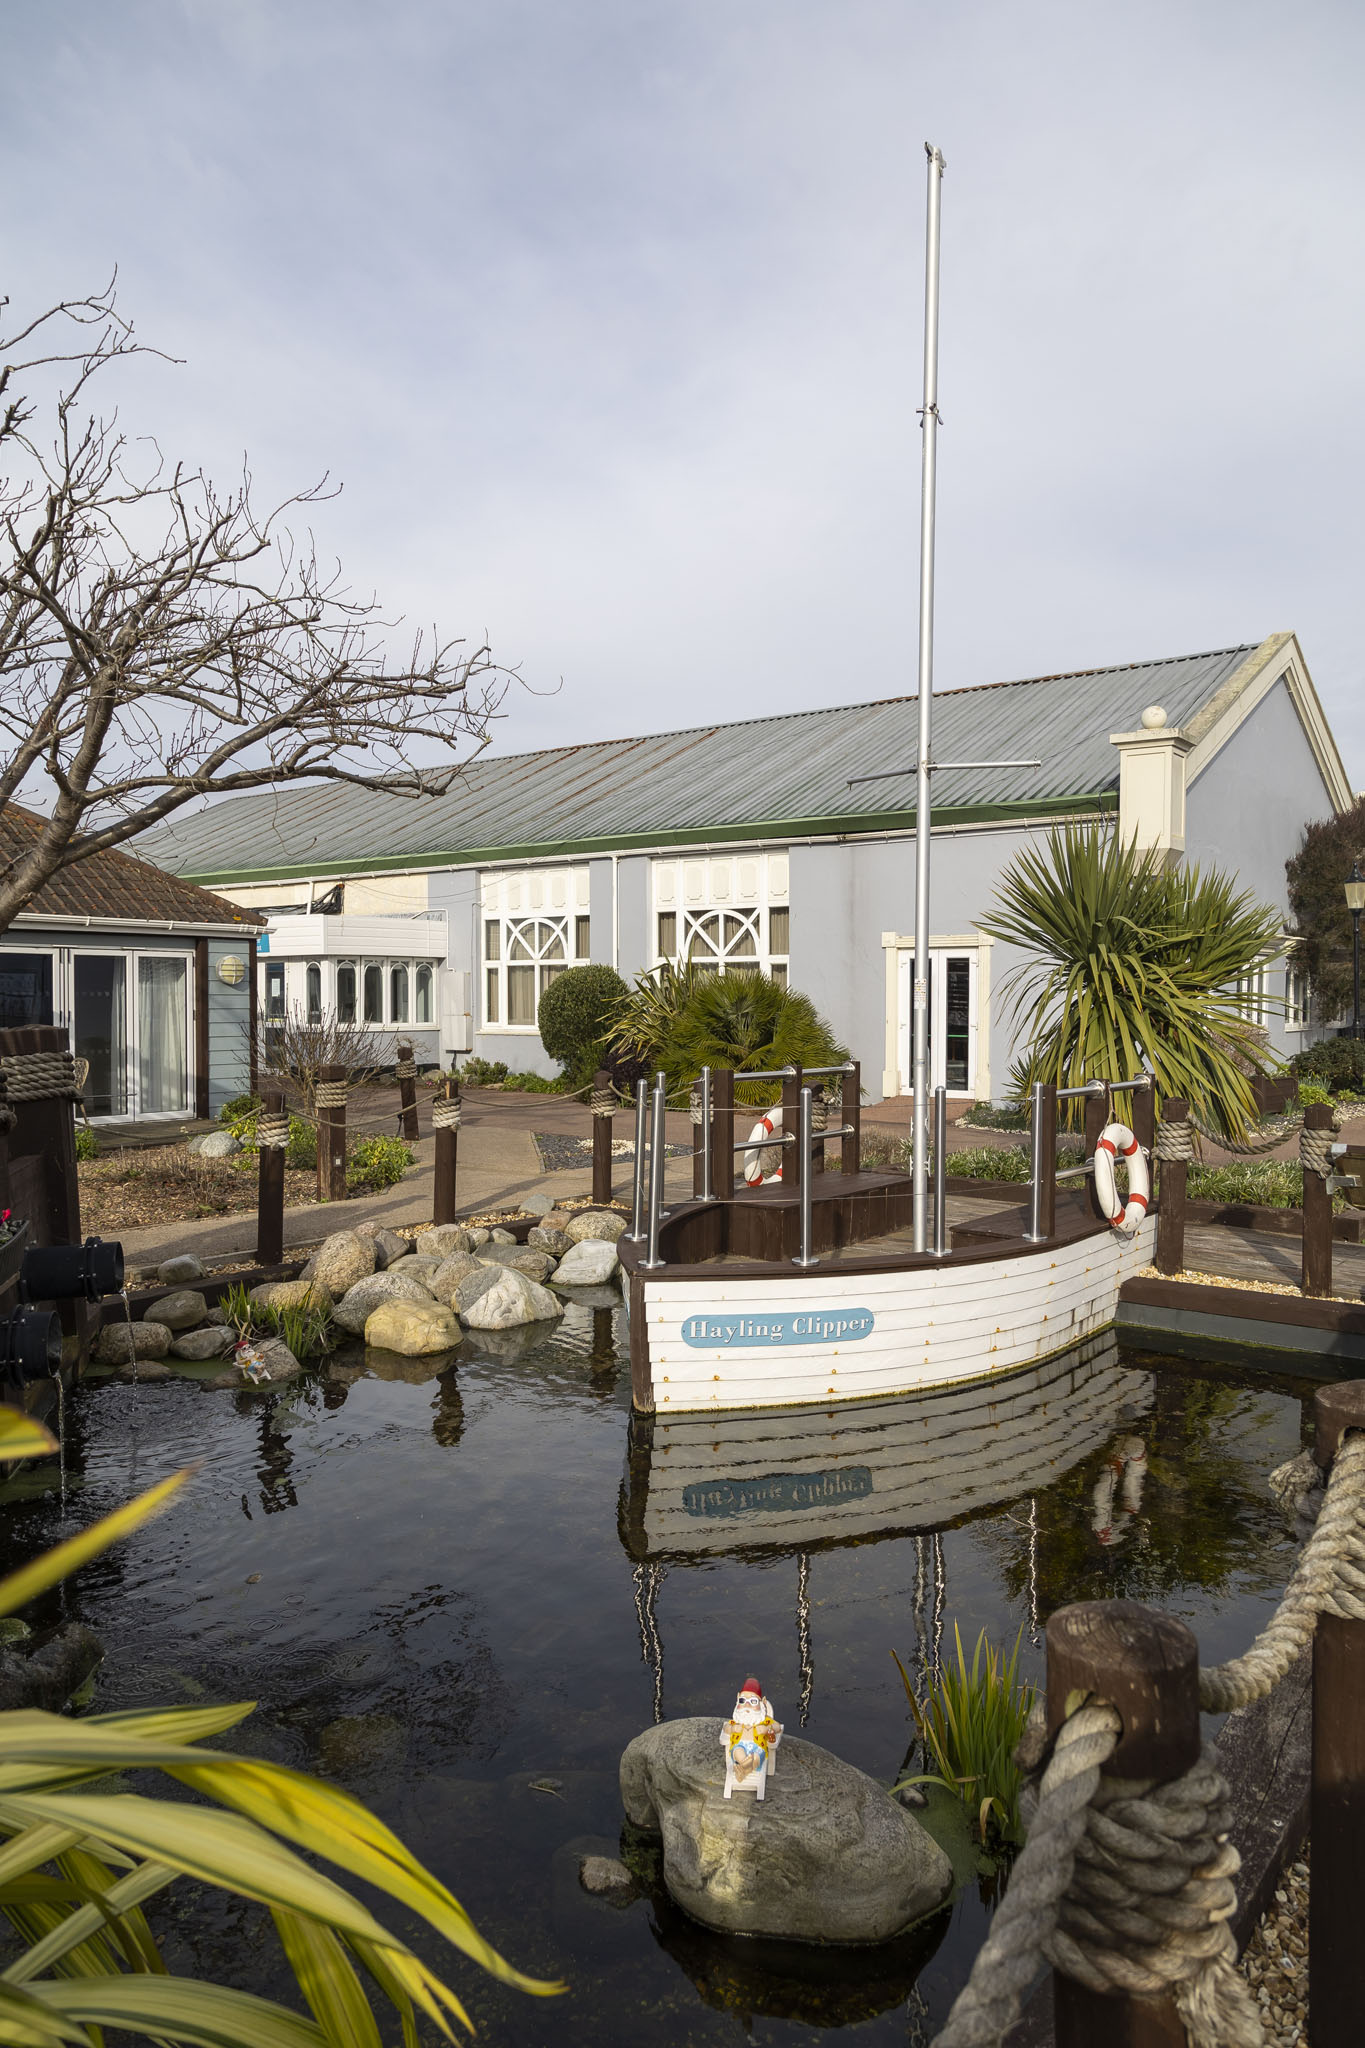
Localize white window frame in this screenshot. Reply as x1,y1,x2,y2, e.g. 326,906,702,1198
1284,955,1310,1033
895,945,980,1096
479,865,592,1032
651,851,790,983
62,943,195,1122
1232,963,1270,1029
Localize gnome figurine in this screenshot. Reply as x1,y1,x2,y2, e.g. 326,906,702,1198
721,1677,783,1801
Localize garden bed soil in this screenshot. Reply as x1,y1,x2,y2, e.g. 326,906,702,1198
77,1145,319,1232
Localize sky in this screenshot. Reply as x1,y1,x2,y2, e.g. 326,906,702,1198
5,0,1364,788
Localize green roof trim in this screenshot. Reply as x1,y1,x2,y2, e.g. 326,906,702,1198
174,791,1117,886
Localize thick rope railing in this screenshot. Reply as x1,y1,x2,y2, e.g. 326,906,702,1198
1187,1098,1353,1157
256,1111,291,1150
1154,1116,1195,1163
936,1427,1365,2046
0,1050,83,1102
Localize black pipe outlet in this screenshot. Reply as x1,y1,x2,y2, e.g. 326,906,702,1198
20,1237,124,1304
0,1307,63,1384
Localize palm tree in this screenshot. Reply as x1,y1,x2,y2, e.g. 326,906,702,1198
978,825,1283,1137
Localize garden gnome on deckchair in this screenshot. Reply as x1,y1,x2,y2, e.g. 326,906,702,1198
721,1677,783,1801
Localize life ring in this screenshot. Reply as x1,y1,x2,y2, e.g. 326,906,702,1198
743,1109,785,1185
1093,1121,1150,1234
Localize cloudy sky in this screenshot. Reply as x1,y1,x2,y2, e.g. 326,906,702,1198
6,0,1364,785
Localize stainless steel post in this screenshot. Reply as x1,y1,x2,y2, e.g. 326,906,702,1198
1025,1080,1045,1241
643,1072,668,1269
911,143,946,1255
627,1079,649,1242
699,1065,714,1201
932,1084,948,1257
792,1086,818,1268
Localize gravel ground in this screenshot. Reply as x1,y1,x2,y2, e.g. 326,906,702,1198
1239,1849,1309,2044
533,1130,689,1171
78,1144,319,1230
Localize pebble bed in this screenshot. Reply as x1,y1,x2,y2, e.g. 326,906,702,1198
1238,1850,1309,2045
1135,1263,1363,1304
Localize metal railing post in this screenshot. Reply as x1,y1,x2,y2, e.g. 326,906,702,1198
932,1084,948,1258
627,1079,649,1243
699,1066,714,1200
792,1087,818,1268
1025,1081,1046,1241
643,1072,668,1269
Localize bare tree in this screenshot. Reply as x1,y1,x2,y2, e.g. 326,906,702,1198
0,281,512,933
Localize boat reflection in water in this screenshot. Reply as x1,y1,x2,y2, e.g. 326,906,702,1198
619,1331,1153,1721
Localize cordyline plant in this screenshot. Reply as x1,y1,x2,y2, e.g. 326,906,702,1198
978,825,1284,1139
0,282,513,936
0,1407,560,2044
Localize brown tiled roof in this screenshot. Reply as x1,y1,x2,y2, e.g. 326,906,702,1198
1,804,265,930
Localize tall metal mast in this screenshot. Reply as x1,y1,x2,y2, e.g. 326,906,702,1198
911,144,945,1253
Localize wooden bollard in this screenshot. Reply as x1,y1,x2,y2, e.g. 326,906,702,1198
842,1060,861,1177
1047,1600,1201,2048
1301,1099,1334,1299
255,1085,287,1267
712,1068,735,1199
1310,1380,1365,2048
315,1063,348,1204
592,1069,614,1207
396,1040,419,1143
1153,1096,1188,1277
433,1080,460,1226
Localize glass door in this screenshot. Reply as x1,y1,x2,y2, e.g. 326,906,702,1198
137,956,189,1115
897,948,978,1095
73,955,128,1116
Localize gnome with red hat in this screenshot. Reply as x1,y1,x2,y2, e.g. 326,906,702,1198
721,1676,783,1801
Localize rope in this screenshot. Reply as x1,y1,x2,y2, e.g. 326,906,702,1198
256,1112,291,1150
1300,1124,1336,1177
689,1085,704,1126
1189,1099,1351,1157
1154,1118,1195,1163
313,1081,348,1109
431,1096,462,1130
0,1050,82,1102
591,1088,615,1117
394,1060,417,1081
935,1705,1258,2048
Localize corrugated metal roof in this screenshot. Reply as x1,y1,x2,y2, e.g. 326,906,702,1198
139,643,1264,881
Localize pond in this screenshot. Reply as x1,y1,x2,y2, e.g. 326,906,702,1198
0,1307,1315,2046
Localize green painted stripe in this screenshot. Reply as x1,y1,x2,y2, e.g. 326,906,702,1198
176,792,1116,886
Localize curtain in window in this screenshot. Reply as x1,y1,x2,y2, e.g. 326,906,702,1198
415,964,433,1023
138,956,188,1114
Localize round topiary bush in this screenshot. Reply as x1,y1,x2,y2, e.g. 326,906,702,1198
537,964,629,1086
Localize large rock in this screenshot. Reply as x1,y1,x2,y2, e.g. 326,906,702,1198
308,1231,375,1297
332,1270,435,1337
479,1244,557,1283
146,1289,209,1332
371,1228,411,1269
203,1334,301,1389
431,1252,485,1301
553,1237,619,1286
169,1325,237,1360
197,1130,240,1159
249,1278,333,1313
459,1267,565,1330
488,1227,517,1244
620,1719,951,1944
565,1209,628,1245
452,1265,502,1316
524,1191,556,1216
95,1317,171,1365
528,1225,572,1258
157,1254,205,1285
418,1225,474,1260
364,1298,461,1356
0,1623,103,1711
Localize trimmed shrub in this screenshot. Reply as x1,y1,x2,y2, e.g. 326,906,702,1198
345,1135,414,1192
218,1092,261,1125
1288,1037,1365,1096
457,1057,508,1087
538,965,629,1088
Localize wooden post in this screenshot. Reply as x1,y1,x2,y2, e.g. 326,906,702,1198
842,1060,861,1177
315,1062,348,1204
1084,1086,1108,1221
1036,1081,1057,1238
1047,1600,1201,2048
396,1041,420,1143
1310,1379,1365,2048
781,1064,803,1192
712,1068,735,1200
256,1084,287,1267
1302,1099,1333,1299
1154,1096,1188,1277
433,1078,460,1225
592,1068,614,1206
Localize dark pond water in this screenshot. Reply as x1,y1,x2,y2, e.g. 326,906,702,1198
0,1306,1318,2046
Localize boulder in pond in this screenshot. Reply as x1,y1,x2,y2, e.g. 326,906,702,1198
431,1252,485,1301
332,1270,436,1336
452,1264,502,1315
479,1244,557,1283
459,1267,564,1330
117,1359,174,1382
308,1230,376,1297
170,1325,237,1360
0,1623,103,1711
553,1237,620,1286
419,1225,474,1259
202,1335,301,1389
249,1278,333,1313
619,1718,952,1944
528,1225,572,1257
364,1298,461,1356
157,1254,205,1285
565,1209,627,1245
146,1288,209,1332
579,1855,638,1904
95,1317,171,1365
371,1228,411,1269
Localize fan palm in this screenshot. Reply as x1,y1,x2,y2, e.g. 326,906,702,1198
663,973,848,1107
0,1408,560,2046
978,825,1283,1138
604,959,710,1069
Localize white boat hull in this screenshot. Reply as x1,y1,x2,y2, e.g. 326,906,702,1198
641,1217,1156,1413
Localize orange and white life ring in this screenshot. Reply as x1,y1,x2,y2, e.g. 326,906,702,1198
1093,1121,1150,1234
743,1109,785,1185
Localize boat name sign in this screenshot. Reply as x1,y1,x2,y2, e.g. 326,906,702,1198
680,1309,875,1348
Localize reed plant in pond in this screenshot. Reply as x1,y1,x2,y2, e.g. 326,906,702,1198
893,1625,1036,1848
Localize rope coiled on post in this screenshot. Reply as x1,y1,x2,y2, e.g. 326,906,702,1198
0,1050,82,1102
394,1059,417,1081
431,1097,462,1130
591,1088,615,1117
313,1081,348,1109
1299,1123,1337,1177
1154,1118,1195,1163
256,1113,291,1150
